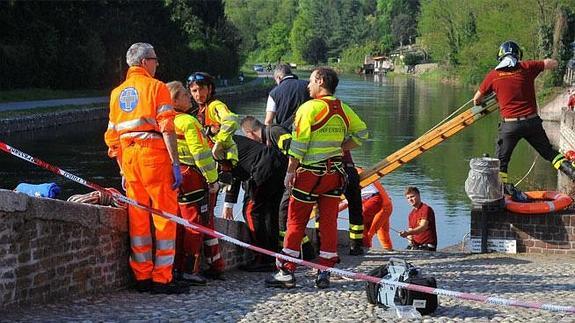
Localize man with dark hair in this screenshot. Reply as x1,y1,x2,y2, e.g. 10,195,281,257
264,63,310,129
473,40,575,201
240,115,316,260
399,187,437,251
187,72,239,185
222,132,287,272
266,67,368,289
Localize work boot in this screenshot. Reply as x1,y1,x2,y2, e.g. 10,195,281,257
181,272,207,286
558,160,575,181
151,281,190,294
265,269,295,289
202,270,225,281
134,279,152,293
349,240,364,256
504,183,529,203
315,270,331,289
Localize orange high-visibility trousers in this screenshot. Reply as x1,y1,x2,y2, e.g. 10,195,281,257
362,194,393,249
122,143,178,284
283,169,343,269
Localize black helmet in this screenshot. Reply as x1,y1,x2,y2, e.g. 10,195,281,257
497,41,523,61
187,72,216,95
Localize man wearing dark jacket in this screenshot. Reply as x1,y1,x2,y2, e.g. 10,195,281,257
222,134,287,271
264,64,310,130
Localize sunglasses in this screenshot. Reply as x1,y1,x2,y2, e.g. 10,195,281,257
187,73,207,84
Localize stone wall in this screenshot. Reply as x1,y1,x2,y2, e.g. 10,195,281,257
0,189,130,309
0,189,252,309
470,207,575,254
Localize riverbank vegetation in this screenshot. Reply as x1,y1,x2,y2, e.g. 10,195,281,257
226,0,574,88
0,0,241,91
1,0,573,95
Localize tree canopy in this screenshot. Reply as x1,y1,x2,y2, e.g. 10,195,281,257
0,0,241,90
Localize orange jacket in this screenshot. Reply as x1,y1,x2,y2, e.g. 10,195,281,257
105,66,176,159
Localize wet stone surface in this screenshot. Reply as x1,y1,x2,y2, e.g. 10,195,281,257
1,250,574,322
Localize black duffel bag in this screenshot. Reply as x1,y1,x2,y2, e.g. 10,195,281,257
365,263,438,315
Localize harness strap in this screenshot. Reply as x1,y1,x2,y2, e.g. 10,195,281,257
310,98,350,132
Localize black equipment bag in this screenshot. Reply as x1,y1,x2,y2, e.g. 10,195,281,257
397,276,438,315
365,263,438,315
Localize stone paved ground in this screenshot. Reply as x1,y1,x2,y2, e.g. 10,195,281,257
1,249,574,322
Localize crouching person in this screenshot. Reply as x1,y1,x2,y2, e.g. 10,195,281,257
167,81,225,284
265,67,368,289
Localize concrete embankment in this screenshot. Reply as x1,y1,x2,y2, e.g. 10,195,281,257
0,84,273,134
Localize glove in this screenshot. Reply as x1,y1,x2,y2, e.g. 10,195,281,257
208,181,220,194
284,172,295,190
171,164,182,190
212,141,226,160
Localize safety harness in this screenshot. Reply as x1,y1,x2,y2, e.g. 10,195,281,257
293,98,350,202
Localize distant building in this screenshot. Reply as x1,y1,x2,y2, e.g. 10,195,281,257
363,55,394,74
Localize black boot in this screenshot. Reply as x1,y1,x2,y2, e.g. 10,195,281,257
315,270,331,289
151,280,190,294
559,160,575,181
349,239,364,256
504,183,529,202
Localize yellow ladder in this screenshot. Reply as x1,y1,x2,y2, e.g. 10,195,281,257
359,93,498,188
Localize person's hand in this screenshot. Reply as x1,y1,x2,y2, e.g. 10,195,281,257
121,175,127,192
208,181,220,194
171,164,182,190
399,230,409,238
212,142,225,160
222,206,234,220
284,172,295,190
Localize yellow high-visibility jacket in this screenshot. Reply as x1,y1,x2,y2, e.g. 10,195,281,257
289,96,368,165
175,112,218,183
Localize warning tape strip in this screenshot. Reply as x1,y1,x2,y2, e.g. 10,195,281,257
1,140,573,314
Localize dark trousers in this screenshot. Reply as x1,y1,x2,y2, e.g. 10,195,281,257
344,165,364,243
242,181,282,263
496,116,558,173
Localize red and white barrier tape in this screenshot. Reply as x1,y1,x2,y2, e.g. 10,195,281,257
1,141,574,314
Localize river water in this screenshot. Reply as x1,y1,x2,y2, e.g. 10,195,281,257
0,74,558,249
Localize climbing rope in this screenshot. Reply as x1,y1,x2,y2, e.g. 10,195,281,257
423,99,472,136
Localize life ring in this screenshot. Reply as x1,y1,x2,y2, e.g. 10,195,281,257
504,191,573,214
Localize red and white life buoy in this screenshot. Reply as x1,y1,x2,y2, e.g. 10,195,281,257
504,191,572,214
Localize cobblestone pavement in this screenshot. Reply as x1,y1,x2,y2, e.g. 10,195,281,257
1,250,574,322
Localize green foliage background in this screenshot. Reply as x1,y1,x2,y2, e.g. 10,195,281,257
1,0,574,91
0,0,241,90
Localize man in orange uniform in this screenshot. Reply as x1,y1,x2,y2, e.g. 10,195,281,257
166,81,224,284
104,43,187,294
359,180,393,250
266,67,368,289
338,173,393,251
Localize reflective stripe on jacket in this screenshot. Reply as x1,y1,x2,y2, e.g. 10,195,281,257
199,99,239,144
105,66,176,158
174,113,218,183
289,96,368,165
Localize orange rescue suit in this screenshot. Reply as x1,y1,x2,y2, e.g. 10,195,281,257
105,66,178,284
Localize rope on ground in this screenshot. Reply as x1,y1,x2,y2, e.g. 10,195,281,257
2,140,574,315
